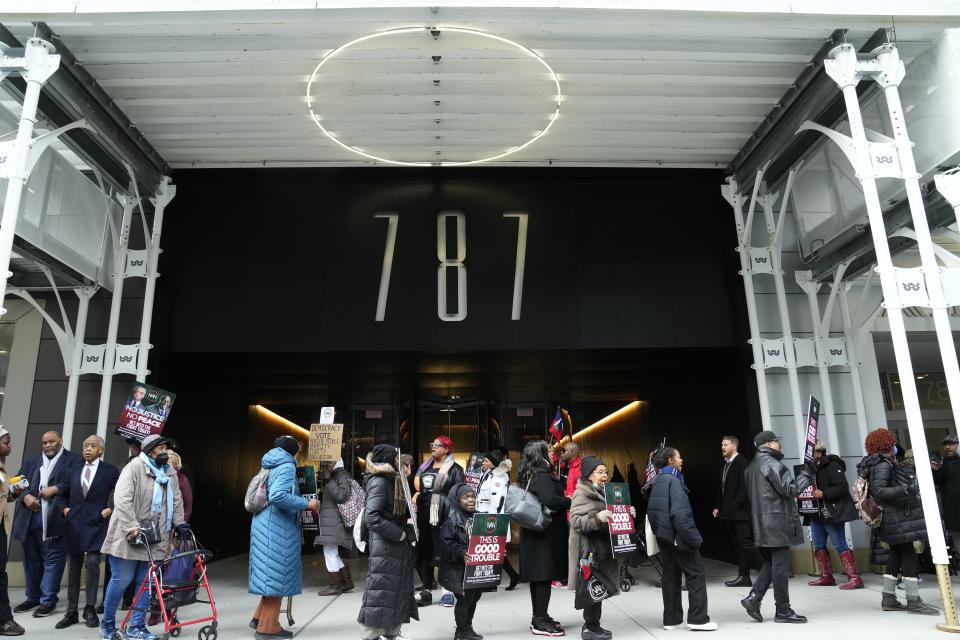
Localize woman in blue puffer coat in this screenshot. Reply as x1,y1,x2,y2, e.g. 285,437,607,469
249,436,321,640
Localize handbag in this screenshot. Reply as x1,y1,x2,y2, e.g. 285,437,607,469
504,477,551,532
644,515,659,556
337,478,366,528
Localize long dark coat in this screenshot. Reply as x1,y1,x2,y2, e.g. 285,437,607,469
316,466,352,548
12,449,82,542
716,454,750,521
357,461,418,629
861,454,926,546
745,447,813,548
518,470,570,582
807,454,857,525
63,460,120,554
934,454,960,530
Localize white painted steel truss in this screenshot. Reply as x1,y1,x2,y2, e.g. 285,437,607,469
1,37,175,448
727,39,960,628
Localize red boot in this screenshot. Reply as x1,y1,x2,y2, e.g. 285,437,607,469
808,549,836,586
838,549,864,589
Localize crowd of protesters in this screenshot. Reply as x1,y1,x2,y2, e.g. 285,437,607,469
2,419,957,640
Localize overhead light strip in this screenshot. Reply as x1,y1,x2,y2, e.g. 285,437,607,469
254,404,310,437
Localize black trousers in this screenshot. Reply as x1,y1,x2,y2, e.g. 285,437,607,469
582,601,601,627
67,552,101,613
753,546,790,609
724,519,762,574
417,523,437,588
529,581,551,618
0,527,12,624
453,590,482,630
658,542,709,626
887,542,919,578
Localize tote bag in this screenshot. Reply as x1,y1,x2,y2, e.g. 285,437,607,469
644,515,660,556
504,477,551,532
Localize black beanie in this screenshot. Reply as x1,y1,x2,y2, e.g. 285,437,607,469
371,444,398,466
580,455,603,482
484,449,504,467
275,435,300,457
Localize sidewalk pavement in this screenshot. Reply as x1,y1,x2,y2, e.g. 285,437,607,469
8,554,959,639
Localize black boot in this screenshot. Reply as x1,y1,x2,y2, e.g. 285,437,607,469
725,574,752,587
504,560,520,591
774,607,807,624
82,605,99,628
740,592,763,622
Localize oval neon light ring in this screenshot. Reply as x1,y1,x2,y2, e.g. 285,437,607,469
306,26,562,167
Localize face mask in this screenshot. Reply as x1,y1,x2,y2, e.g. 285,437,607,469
892,446,899,456
153,453,170,466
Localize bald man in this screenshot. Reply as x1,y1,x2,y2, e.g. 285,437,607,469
57,436,119,629
11,431,81,618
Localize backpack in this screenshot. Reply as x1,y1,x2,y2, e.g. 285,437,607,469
337,477,366,527
851,473,882,528
245,467,271,514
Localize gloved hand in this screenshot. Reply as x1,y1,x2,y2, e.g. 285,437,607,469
175,523,192,540
597,510,612,523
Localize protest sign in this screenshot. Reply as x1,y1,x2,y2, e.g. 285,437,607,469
604,482,637,557
797,395,821,515
301,493,319,532
464,452,484,490
319,406,336,425
115,382,176,441
463,513,510,590
309,423,343,461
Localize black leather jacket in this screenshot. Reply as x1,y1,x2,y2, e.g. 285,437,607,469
745,447,814,548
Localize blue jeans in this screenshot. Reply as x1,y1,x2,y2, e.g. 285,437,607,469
22,529,66,605
102,556,150,631
810,521,849,552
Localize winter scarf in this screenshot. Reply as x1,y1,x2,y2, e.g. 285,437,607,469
367,448,408,518
139,452,174,530
659,466,684,482
429,454,457,527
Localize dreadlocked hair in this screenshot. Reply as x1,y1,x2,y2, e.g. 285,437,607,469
865,428,896,456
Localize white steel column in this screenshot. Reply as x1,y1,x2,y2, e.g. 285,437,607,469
796,270,842,455
0,39,60,317
61,287,95,448
135,178,175,382
760,182,805,439
876,47,960,435
839,284,869,445
96,194,135,440
722,177,772,430
824,43,957,629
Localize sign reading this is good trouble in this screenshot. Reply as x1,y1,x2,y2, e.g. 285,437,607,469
309,423,344,461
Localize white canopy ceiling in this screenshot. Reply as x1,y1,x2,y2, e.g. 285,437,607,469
2,4,959,168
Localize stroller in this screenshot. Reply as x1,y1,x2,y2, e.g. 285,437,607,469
120,531,218,640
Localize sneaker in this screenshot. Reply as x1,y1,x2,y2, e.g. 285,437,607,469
0,620,24,636
254,631,293,639
124,628,160,640
32,603,56,618
581,624,611,640
663,625,684,630
688,622,718,631
531,617,564,637
550,580,567,589
11,603,36,615
100,629,118,640
545,616,564,634
439,592,456,607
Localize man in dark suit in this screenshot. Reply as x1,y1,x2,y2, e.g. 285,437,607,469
712,435,762,587
11,431,81,618
55,435,119,629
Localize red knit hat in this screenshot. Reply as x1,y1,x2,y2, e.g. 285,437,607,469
431,435,454,452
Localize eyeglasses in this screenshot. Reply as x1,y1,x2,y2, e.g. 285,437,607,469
430,442,446,449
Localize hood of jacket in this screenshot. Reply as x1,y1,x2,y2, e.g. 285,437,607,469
819,454,846,472
262,447,297,470
492,459,512,478
365,456,397,478
446,482,476,517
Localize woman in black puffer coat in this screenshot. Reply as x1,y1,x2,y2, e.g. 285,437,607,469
358,445,419,640
858,429,936,615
